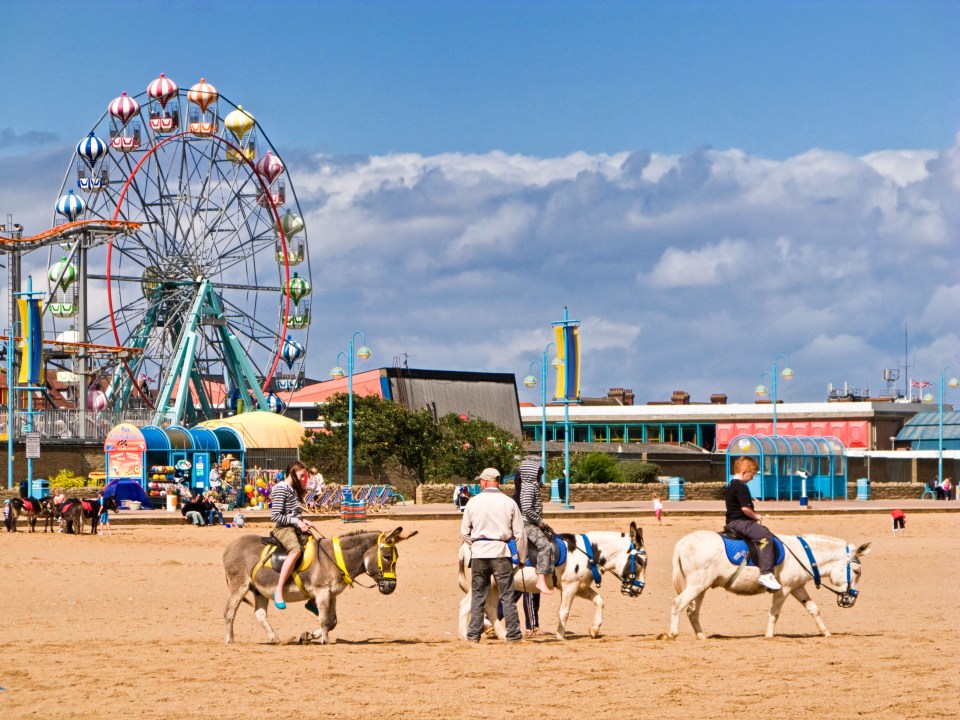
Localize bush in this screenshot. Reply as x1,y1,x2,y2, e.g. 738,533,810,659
571,452,623,484
620,461,662,484
49,469,88,490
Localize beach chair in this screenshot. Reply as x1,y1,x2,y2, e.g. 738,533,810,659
366,485,389,512
319,487,342,513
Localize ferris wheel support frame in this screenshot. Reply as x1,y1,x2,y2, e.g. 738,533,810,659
105,130,292,424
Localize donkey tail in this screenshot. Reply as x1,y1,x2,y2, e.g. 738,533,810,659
672,542,687,595
457,544,469,593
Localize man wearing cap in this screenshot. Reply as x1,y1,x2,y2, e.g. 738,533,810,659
460,467,525,643
518,455,553,594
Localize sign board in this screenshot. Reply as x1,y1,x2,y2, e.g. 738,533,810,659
193,453,209,489
25,431,41,458
56,371,79,383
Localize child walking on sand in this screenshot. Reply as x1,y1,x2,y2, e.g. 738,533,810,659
652,495,663,525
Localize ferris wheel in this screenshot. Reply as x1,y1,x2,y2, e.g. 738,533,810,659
47,73,312,426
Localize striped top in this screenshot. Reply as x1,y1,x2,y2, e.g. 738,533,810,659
270,482,302,527
518,459,544,525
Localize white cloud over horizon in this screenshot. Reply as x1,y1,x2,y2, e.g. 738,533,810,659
2,131,958,404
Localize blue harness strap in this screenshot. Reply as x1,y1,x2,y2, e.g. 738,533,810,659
798,536,821,588
581,534,602,586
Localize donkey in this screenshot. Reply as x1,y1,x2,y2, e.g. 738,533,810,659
8,497,45,532
223,527,418,645
458,522,647,640
62,496,117,535
666,531,871,640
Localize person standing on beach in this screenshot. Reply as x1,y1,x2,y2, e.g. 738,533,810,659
652,495,663,525
460,467,525,643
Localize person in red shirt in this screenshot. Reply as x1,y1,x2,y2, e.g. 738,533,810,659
890,509,906,537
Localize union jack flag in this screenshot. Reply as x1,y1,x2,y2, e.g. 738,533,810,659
911,380,933,389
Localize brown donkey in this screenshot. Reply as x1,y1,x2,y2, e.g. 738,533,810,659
222,527,417,645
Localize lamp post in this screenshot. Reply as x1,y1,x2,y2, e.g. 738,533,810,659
522,342,557,501
755,354,793,436
330,331,371,502
926,366,959,492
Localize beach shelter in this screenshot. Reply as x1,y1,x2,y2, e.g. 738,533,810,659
725,434,848,500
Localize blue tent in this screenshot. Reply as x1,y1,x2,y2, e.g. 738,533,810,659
103,478,152,509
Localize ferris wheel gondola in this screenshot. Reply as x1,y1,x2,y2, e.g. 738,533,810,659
47,73,312,426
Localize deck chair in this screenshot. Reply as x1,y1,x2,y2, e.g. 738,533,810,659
366,485,388,512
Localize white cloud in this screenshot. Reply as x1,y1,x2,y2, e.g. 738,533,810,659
3,133,959,404
642,237,751,288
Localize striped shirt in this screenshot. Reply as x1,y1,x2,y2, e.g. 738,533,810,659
518,459,544,525
270,482,302,528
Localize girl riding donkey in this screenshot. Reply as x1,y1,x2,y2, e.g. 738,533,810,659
269,461,316,611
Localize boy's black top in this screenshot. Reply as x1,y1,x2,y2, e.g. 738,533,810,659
724,479,755,523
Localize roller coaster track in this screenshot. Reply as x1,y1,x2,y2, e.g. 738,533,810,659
0,219,141,251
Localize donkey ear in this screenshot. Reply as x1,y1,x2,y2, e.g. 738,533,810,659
855,542,871,557
385,527,418,542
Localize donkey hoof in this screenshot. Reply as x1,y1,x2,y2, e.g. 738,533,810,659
588,627,601,639
298,631,314,644
695,632,707,641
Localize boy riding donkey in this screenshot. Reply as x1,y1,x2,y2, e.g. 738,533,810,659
518,455,554,594
724,456,781,592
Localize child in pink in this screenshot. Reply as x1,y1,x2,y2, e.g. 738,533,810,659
652,496,663,525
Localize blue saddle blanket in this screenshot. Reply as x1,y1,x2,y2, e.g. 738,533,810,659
720,535,785,567
520,536,567,568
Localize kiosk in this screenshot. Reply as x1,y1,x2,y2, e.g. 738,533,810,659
103,422,246,507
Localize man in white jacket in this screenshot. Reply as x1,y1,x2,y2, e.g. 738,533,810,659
460,468,526,643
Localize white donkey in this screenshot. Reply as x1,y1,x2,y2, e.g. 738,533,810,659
666,531,871,639
458,522,646,640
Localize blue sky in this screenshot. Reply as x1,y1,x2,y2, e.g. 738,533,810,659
1,0,958,405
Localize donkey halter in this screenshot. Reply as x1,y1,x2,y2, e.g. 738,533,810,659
619,542,647,597
577,536,646,597
375,532,398,581
792,538,860,608
330,533,398,587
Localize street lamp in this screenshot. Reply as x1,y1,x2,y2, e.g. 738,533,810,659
522,342,557,501
924,366,959,491
755,354,793,436
330,331,371,501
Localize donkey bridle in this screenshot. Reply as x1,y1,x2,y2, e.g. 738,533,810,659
575,536,646,597
785,537,861,608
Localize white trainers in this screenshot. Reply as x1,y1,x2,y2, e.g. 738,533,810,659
758,573,782,591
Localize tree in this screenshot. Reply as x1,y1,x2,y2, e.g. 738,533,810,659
429,413,522,482
391,407,443,485
299,393,443,486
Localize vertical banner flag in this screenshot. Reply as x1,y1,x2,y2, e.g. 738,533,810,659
17,298,44,385
553,324,581,401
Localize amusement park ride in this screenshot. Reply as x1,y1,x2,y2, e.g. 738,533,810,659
0,73,313,436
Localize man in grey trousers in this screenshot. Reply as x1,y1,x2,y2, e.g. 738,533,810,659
460,467,526,643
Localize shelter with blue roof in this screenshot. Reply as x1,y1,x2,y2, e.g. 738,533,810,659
104,422,245,507
725,434,847,500
895,411,960,450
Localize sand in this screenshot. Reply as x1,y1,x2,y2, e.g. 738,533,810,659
2,511,957,719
